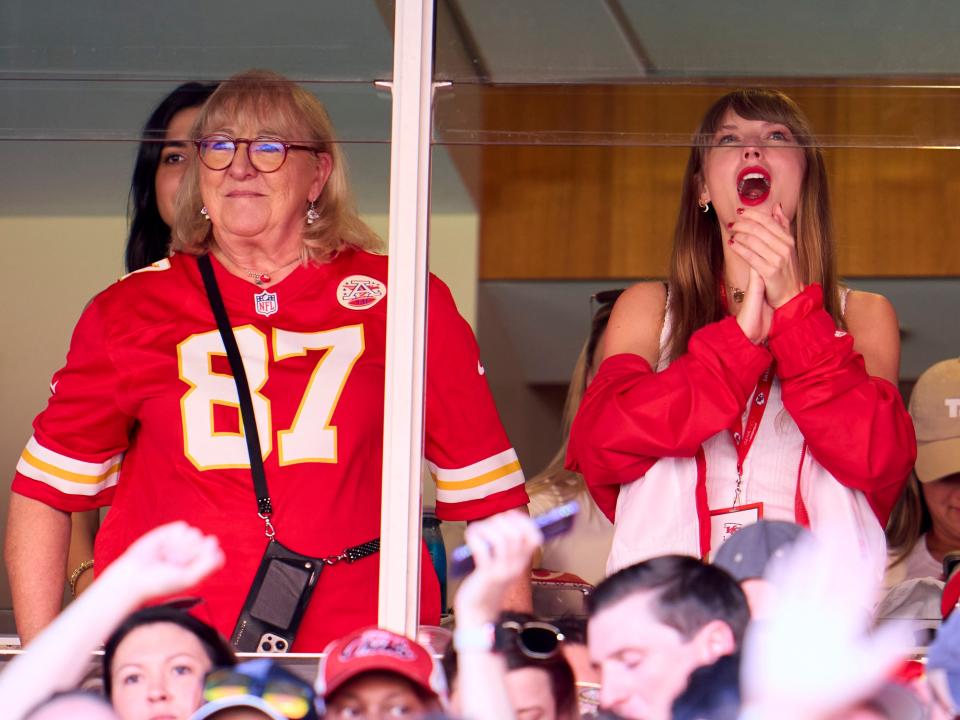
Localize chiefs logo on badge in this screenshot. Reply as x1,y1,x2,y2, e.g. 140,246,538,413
337,275,386,310
254,290,279,317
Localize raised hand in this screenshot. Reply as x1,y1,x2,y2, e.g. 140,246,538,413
735,267,774,345
106,521,225,604
729,203,803,309
454,510,543,627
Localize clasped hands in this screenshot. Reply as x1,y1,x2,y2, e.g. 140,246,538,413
727,203,804,345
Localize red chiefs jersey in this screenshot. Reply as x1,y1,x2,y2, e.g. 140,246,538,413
13,250,528,650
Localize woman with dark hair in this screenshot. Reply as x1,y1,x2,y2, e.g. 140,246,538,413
65,82,218,600
568,88,915,578
102,606,236,707
126,81,219,272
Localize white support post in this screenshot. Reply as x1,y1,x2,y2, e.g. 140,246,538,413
378,0,436,637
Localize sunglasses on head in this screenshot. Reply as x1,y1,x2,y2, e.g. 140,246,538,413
498,620,566,660
203,668,315,720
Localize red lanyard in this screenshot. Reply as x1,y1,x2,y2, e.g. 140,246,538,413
728,361,776,506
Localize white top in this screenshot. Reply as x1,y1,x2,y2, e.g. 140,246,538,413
607,288,887,581
884,533,943,589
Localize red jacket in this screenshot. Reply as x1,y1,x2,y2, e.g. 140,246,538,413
566,284,916,527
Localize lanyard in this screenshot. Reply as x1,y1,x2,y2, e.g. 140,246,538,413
728,361,776,507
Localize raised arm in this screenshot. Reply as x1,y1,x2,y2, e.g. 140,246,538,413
453,510,543,720
0,522,224,720
768,285,916,524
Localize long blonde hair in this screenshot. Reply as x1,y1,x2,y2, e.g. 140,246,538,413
527,300,618,504
666,89,841,363
172,69,383,261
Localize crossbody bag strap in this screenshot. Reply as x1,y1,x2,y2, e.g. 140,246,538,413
195,254,379,563
197,254,274,530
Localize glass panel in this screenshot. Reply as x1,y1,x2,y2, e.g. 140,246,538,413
0,0,394,639
430,2,960,572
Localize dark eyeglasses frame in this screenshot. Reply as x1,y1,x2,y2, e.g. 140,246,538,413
195,135,318,173
498,619,566,660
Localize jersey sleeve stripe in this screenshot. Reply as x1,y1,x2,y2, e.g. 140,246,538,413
435,466,524,504
426,448,519,482
432,459,522,491
17,453,120,497
22,436,123,479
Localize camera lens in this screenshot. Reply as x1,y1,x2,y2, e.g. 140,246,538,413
261,640,272,652
276,639,286,650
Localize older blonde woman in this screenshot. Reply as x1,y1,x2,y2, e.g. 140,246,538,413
7,70,528,651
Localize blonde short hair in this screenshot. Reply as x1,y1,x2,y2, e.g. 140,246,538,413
172,69,383,262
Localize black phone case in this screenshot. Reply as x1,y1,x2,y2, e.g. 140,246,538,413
231,539,323,652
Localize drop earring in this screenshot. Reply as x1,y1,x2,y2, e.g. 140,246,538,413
200,206,210,221
698,198,711,214
306,200,320,225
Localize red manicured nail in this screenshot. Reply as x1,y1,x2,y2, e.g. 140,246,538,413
736,208,744,215
728,237,735,245
726,222,734,229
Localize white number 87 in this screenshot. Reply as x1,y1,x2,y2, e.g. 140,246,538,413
177,324,365,470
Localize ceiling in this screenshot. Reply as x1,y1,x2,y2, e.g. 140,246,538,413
1,0,959,216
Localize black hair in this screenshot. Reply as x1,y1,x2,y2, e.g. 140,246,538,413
102,605,236,698
671,653,742,720
442,611,578,719
125,81,218,273
588,555,750,647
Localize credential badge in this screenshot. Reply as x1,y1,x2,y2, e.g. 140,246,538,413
254,290,279,317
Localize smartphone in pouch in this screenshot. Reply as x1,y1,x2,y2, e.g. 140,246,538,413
231,540,322,652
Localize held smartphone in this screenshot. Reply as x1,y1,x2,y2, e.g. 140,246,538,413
449,500,580,578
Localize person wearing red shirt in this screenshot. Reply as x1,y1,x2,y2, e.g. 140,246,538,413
567,89,915,579
6,70,528,650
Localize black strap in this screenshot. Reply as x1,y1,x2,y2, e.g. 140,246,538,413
196,254,378,563
197,254,273,517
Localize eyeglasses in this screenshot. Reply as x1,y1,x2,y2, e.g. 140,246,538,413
203,667,316,720
499,620,565,659
196,135,317,173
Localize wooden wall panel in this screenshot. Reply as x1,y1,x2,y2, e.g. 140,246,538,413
471,84,960,279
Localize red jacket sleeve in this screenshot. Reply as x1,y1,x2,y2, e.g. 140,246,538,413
566,316,771,521
768,284,916,525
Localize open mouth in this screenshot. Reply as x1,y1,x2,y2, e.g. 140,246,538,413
737,166,771,205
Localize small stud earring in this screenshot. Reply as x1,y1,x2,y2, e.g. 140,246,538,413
200,206,210,221
306,200,320,225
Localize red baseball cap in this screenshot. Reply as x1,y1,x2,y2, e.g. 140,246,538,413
315,627,447,704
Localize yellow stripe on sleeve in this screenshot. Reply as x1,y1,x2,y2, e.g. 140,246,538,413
20,448,122,485
434,459,523,491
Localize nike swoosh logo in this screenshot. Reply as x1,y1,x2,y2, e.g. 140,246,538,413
477,361,485,376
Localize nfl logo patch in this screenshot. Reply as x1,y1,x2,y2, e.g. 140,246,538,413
254,290,279,317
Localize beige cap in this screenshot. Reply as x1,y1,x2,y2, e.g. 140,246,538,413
909,358,960,483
